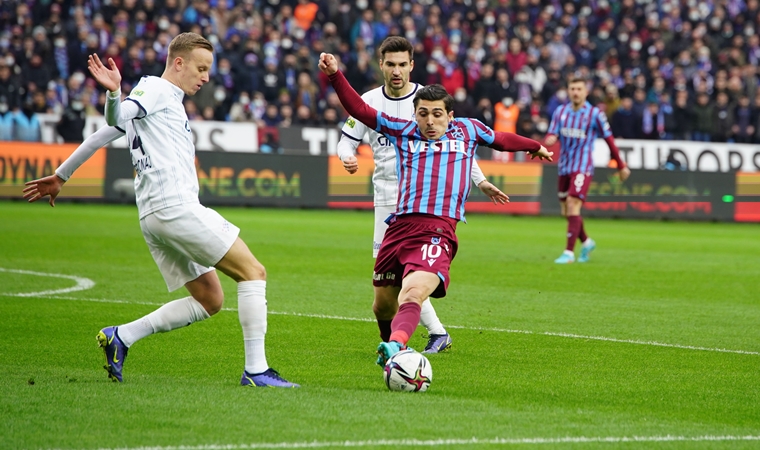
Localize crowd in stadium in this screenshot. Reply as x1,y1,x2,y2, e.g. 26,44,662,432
2,0,760,145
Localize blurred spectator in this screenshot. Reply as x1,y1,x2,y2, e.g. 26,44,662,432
640,102,666,140
12,99,41,142
611,97,640,139
691,93,715,142
56,96,87,143
712,92,735,142
452,87,477,118
0,99,12,141
1,0,760,146
732,95,755,143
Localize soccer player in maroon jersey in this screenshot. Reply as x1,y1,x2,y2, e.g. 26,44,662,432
318,52,553,364
544,78,631,264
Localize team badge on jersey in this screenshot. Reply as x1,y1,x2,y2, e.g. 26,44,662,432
451,126,465,140
346,118,356,128
431,237,441,245
132,90,145,96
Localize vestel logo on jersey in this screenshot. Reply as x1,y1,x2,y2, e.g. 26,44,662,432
409,140,466,154
560,128,587,139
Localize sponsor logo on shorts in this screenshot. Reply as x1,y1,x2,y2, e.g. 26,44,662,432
373,241,381,250
373,272,396,281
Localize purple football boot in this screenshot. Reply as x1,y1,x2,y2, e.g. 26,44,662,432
241,368,300,388
422,333,452,354
96,326,128,382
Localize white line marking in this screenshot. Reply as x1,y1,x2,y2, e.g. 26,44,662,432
55,434,760,450
6,295,759,356
0,267,95,297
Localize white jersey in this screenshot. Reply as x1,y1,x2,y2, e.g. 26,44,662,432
338,83,487,207
120,76,200,219
340,84,419,207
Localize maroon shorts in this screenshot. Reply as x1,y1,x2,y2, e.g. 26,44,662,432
373,213,458,298
558,172,593,202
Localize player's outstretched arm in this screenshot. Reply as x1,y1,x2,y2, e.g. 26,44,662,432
88,54,138,126
23,126,125,207
477,180,509,204
603,136,630,181
491,131,553,161
23,175,64,207
319,53,380,130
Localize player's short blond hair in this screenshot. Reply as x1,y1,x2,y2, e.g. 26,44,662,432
167,32,213,60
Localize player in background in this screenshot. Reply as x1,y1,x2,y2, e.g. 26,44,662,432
336,36,508,354
544,78,631,264
23,33,298,388
318,52,553,364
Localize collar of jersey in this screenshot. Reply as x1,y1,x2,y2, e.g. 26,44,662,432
381,83,419,101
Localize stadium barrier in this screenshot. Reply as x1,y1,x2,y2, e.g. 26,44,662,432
1,142,758,222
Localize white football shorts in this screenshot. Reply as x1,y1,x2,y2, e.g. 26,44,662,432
373,205,395,258
140,203,240,291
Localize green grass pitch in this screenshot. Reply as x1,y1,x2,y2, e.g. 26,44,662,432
1,200,759,449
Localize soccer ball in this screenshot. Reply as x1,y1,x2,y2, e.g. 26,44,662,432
383,349,433,392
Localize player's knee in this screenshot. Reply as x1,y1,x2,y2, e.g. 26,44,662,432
249,261,266,281
196,291,224,316
398,287,426,305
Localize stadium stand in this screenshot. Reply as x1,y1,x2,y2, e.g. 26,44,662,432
1,0,760,143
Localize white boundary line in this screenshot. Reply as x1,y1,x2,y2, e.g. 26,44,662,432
0,267,95,297
5,294,758,357
52,434,760,449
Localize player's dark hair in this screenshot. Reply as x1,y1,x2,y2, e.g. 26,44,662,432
378,36,414,60
413,84,454,112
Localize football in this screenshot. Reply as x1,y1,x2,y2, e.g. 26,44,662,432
383,349,433,392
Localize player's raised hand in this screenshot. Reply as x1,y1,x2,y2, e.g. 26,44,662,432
477,180,509,205
618,166,631,181
88,54,122,92
23,174,65,207
342,155,359,174
318,53,338,76
529,146,554,162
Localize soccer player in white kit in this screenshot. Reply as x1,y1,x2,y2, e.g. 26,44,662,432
336,36,509,354
22,33,298,387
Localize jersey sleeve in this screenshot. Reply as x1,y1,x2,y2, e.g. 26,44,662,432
595,109,613,139
469,118,496,145
125,78,162,118
340,116,368,142
547,107,562,136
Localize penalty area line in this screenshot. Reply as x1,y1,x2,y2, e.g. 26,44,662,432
22,294,760,356
55,434,760,449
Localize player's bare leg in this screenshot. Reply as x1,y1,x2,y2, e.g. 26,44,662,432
373,285,400,342
215,238,298,387
377,271,439,365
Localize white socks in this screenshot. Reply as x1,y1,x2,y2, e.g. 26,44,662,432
118,296,210,347
419,298,447,335
238,280,269,375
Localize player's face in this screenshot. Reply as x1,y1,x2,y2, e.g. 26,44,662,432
415,99,453,140
380,51,413,93
178,48,213,96
568,81,587,106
